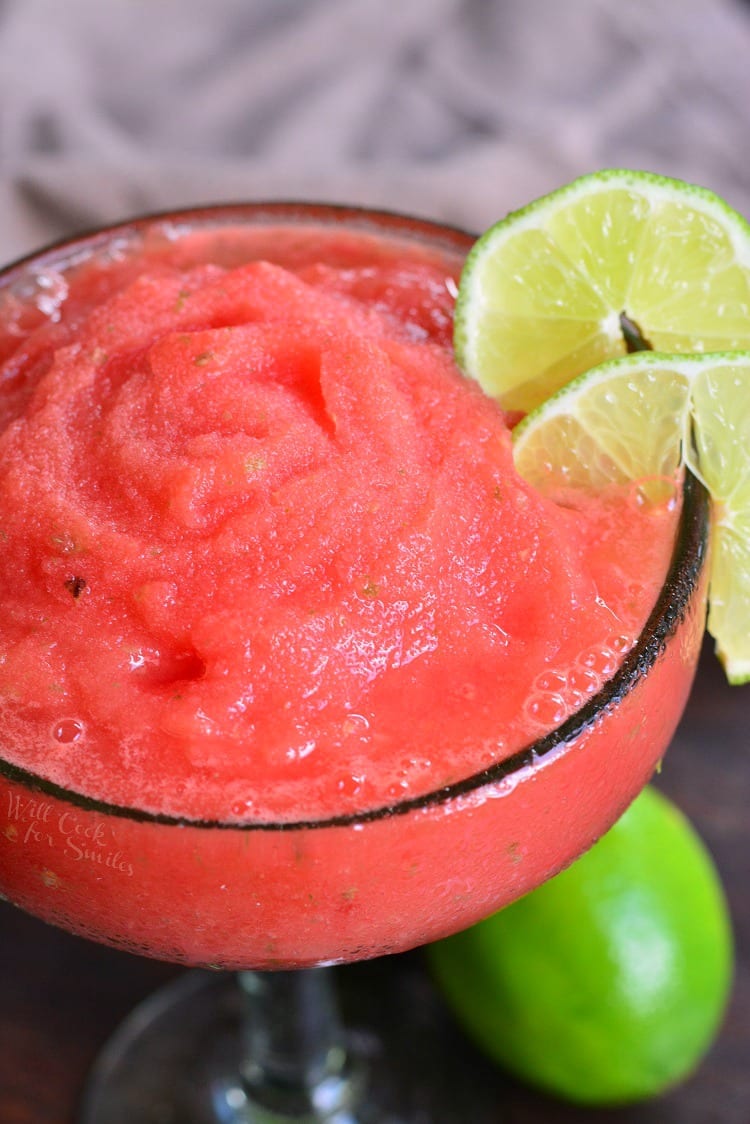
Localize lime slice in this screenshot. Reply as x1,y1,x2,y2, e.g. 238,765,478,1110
454,170,750,412
512,349,750,683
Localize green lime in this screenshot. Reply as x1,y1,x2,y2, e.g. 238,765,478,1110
428,787,733,1106
454,169,750,413
511,349,750,682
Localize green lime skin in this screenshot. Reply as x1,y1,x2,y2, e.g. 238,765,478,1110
427,786,733,1106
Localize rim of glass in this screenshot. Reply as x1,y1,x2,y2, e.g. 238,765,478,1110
0,200,476,287
0,201,711,832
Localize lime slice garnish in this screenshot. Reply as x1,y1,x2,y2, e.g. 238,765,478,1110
454,170,750,413
512,350,750,684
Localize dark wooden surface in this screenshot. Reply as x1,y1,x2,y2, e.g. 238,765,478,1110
0,638,748,1124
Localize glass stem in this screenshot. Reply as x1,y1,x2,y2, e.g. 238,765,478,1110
236,968,364,1122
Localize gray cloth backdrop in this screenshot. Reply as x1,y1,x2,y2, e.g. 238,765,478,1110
1,0,750,262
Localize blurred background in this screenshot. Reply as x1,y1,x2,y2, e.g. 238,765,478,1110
2,0,750,260
0,1,749,1122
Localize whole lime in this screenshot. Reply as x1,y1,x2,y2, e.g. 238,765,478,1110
427,786,733,1105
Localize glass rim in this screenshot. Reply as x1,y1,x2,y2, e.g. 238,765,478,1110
0,202,711,832
0,199,477,287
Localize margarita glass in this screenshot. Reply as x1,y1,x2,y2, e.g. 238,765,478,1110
0,205,710,1122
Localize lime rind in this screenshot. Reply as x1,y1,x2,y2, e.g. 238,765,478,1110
456,170,750,413
512,350,750,684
